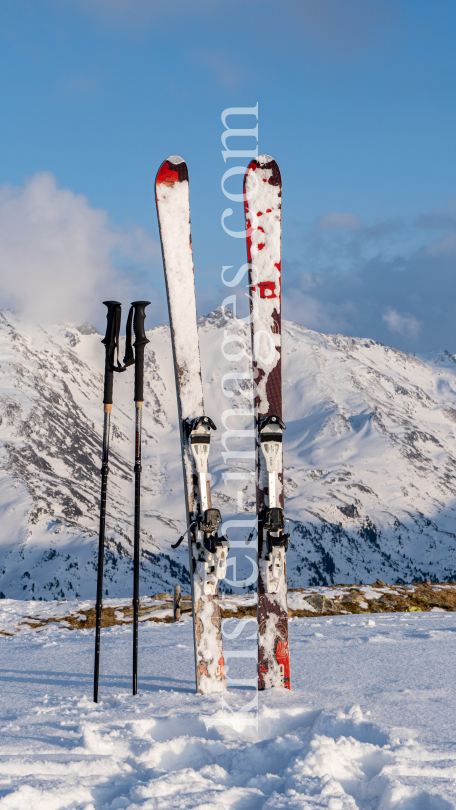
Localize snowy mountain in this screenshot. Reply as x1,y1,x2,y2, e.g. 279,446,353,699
1,306,456,600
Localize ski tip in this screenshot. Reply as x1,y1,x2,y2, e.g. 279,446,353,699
244,155,281,187
155,156,189,188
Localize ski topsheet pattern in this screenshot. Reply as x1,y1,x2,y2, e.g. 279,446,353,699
155,156,227,695
244,155,291,690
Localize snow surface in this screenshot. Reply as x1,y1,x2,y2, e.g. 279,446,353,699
1,610,456,808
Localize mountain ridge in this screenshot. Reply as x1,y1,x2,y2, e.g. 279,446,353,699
1,306,456,599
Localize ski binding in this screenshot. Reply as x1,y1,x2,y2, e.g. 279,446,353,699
189,417,230,595
260,416,290,594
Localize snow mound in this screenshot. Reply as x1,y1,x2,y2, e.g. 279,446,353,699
2,612,456,808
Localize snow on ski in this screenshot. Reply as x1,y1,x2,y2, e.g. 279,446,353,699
155,156,228,695
244,154,291,690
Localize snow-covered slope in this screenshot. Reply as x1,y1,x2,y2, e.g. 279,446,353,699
1,306,456,600
2,611,456,809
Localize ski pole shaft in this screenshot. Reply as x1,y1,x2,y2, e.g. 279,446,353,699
94,406,110,702
94,300,122,703
133,402,142,695
131,301,150,696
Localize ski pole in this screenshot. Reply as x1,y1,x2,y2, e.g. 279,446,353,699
131,301,151,696
94,300,123,704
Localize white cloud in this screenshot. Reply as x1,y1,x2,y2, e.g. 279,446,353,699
195,51,245,89
317,211,363,231
281,0,398,56
56,75,99,96
72,0,397,58
282,290,356,335
73,0,218,26
426,234,456,257
0,172,159,325
382,307,421,340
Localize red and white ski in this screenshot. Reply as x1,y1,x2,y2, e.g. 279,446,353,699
156,156,228,695
244,155,291,690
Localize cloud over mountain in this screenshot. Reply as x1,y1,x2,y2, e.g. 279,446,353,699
284,199,456,354
0,173,160,328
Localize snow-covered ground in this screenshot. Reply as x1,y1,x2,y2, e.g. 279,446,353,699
1,611,456,809
1,582,454,636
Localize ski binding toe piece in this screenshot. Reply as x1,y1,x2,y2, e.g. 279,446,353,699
190,418,230,596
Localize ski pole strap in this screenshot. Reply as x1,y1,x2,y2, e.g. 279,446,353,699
123,306,135,369
131,301,151,402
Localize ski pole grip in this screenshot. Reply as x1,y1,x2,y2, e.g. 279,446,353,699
102,301,121,405
132,301,150,402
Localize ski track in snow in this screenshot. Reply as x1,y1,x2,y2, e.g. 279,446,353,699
1,611,456,809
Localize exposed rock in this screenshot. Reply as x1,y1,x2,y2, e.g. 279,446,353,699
76,322,98,335
341,591,362,604
306,594,326,612
338,504,359,518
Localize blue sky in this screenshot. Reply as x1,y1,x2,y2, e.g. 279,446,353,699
1,0,456,352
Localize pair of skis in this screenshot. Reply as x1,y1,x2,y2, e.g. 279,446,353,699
93,300,150,703
156,154,290,694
